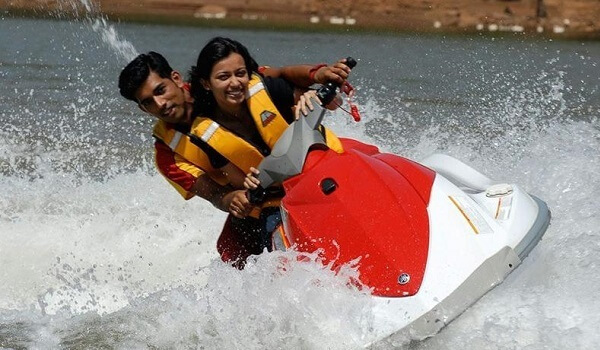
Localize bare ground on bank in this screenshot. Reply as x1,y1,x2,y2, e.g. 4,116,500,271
2,0,600,40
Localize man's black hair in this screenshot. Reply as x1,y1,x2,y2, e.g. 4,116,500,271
118,51,173,102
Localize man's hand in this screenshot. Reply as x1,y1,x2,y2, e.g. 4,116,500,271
191,174,254,218
224,190,255,219
312,58,352,85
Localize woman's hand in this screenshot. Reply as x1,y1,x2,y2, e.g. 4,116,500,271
244,167,261,190
294,90,321,120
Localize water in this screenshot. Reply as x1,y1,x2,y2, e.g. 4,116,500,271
1,10,600,349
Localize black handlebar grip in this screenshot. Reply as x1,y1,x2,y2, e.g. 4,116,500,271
345,57,357,69
247,185,266,204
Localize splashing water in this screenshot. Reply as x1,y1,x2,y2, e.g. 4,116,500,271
44,0,139,62
81,0,138,62
90,17,139,62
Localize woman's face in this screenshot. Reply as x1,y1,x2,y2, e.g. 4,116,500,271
202,52,250,113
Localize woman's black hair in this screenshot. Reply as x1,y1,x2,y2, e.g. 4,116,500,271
189,37,259,116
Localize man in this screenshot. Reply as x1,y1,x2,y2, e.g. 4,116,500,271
118,51,351,264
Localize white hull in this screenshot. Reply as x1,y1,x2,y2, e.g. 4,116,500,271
366,154,550,346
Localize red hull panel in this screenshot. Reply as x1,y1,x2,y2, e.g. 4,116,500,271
282,140,435,297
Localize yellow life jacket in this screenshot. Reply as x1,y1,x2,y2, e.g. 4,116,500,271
189,73,344,175
152,121,229,186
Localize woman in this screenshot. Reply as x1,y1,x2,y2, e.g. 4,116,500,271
188,37,349,261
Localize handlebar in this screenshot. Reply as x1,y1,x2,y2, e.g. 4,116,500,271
248,183,265,204
247,57,357,205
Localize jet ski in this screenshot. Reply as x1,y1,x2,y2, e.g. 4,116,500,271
247,58,551,344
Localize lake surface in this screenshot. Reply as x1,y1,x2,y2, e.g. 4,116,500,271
1,13,599,349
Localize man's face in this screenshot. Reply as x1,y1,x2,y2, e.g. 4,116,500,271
134,70,190,125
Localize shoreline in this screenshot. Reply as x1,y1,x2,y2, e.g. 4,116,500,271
3,4,599,41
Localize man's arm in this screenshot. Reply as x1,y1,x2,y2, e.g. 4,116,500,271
191,177,254,219
190,175,234,211
156,140,256,217
263,59,352,88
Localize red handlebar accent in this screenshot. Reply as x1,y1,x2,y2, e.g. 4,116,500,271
350,104,361,122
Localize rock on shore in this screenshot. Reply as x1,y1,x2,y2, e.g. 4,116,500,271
3,0,599,38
